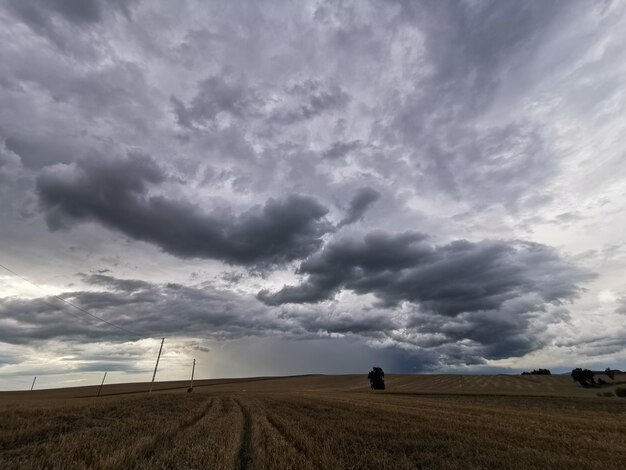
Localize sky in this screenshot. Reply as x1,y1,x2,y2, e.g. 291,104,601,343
1,0,625,391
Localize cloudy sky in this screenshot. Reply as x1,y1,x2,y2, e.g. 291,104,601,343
1,0,625,390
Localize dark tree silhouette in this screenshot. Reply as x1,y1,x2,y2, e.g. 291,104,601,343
571,368,596,387
368,367,385,390
521,369,551,375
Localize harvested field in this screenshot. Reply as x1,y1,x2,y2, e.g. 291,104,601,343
1,374,625,469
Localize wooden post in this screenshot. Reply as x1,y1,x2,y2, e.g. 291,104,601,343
149,338,165,393
30,376,36,391
189,358,196,391
97,372,107,397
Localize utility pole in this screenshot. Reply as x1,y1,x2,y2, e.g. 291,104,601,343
30,376,36,391
97,372,107,397
189,358,196,391
149,338,165,393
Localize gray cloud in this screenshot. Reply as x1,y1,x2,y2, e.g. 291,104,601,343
172,74,258,129
0,271,588,367
0,274,269,344
259,231,594,313
36,154,332,266
1,274,395,345
322,140,361,160
7,0,137,26
373,1,573,210
1,0,624,381
4,0,139,57
270,80,350,125
172,76,349,134
338,187,381,228
3,135,76,170
7,0,103,26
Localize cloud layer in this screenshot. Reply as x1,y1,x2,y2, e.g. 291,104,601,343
0,269,588,367
37,154,332,266
259,231,592,313
1,0,625,383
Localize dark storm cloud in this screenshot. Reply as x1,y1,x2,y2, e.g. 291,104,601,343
7,0,137,26
338,187,381,228
82,274,152,293
322,140,361,160
0,277,251,344
7,0,102,25
36,154,332,266
1,274,380,344
0,269,592,366
259,231,593,313
259,231,429,305
0,296,100,344
279,308,397,336
402,303,572,364
3,136,76,170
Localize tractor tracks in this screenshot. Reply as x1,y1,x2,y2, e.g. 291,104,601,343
233,397,313,469
136,397,215,462
234,398,253,470
264,413,308,457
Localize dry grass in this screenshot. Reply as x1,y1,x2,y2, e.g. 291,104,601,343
1,375,625,469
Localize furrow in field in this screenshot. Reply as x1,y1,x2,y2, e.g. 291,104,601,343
234,398,253,470
132,395,243,470
308,393,626,457
314,392,622,435
0,394,207,469
264,413,309,457
135,397,215,462
242,396,315,469
257,394,625,469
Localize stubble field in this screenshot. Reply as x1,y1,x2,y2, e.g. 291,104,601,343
1,374,625,469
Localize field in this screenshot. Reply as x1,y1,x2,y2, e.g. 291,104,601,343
1,374,625,469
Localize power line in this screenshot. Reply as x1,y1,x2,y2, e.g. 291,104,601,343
0,263,142,338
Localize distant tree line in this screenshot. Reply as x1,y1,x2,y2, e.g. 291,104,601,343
519,367,623,389
571,367,623,387
521,369,551,375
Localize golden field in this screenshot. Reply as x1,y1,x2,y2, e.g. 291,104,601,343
1,373,625,469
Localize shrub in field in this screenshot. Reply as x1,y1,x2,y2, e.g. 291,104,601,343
615,387,626,397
